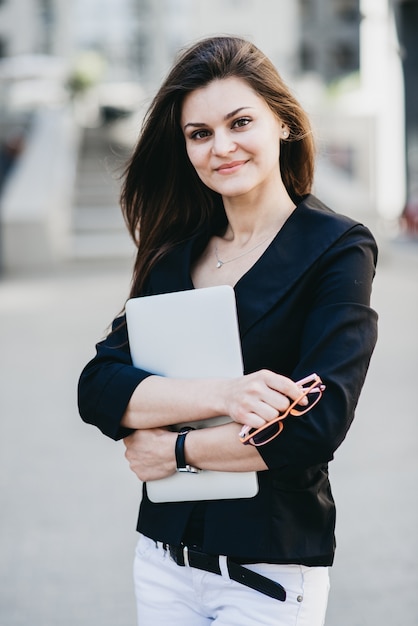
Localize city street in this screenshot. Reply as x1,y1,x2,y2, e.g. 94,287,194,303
0,233,417,626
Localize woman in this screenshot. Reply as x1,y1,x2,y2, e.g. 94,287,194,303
78,36,378,626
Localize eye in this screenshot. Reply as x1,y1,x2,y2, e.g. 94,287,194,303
190,129,211,140
232,117,251,129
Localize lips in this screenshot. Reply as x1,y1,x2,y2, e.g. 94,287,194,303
216,160,247,173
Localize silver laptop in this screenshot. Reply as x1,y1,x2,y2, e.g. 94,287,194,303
125,285,259,503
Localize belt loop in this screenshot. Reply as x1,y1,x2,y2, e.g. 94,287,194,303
219,555,230,580
183,545,190,567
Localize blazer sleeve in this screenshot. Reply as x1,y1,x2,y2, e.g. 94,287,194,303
256,224,378,471
77,316,153,440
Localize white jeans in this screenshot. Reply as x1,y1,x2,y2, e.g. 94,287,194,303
133,534,330,626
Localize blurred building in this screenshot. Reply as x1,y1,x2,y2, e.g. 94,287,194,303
358,0,406,220
73,0,136,81
0,0,413,274
394,0,418,231
130,0,300,90
298,0,360,83
0,0,73,58
0,1,301,91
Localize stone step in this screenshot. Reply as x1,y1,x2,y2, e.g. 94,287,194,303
70,125,131,259
73,189,120,207
72,206,125,232
71,231,135,260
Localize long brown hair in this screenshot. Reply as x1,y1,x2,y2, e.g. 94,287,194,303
121,36,315,297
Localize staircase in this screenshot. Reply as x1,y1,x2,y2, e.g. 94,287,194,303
71,125,135,260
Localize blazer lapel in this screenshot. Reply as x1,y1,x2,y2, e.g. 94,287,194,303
234,195,358,337
149,195,359,338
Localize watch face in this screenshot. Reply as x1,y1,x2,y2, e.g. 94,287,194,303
177,465,201,473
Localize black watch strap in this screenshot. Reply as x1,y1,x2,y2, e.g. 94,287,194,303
175,427,200,473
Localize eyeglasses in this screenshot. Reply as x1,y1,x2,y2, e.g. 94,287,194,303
239,373,326,447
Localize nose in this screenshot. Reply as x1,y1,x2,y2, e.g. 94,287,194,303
211,130,237,156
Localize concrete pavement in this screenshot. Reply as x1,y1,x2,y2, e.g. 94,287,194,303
0,235,417,626
325,236,418,626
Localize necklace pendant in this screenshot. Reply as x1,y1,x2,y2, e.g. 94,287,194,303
216,260,223,268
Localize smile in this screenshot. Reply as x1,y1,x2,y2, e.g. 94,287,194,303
215,160,248,174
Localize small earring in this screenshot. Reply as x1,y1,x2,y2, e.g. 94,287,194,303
283,131,288,138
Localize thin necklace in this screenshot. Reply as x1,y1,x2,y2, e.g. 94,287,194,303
214,233,275,269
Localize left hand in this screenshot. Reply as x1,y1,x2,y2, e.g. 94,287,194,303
123,428,177,482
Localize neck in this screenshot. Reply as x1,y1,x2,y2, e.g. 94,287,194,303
221,183,295,244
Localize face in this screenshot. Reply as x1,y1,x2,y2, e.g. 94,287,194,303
181,77,287,200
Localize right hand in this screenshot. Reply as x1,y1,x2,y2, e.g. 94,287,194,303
222,370,307,430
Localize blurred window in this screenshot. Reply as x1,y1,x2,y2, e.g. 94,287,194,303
299,0,316,21
334,0,360,23
331,41,358,72
300,43,316,72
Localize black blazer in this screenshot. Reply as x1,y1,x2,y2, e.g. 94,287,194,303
78,195,378,565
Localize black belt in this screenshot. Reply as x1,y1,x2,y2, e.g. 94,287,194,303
165,544,286,602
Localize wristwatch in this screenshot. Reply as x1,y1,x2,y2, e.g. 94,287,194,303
175,427,200,473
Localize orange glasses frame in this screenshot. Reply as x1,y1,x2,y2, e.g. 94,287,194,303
239,373,326,446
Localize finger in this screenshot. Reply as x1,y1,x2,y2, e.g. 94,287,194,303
241,380,291,416
243,412,270,429
263,371,309,404
237,375,288,412
238,404,279,429
259,387,291,414
123,431,137,448
252,400,280,423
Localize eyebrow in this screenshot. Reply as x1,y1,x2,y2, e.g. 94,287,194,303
183,107,252,131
